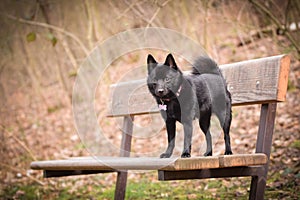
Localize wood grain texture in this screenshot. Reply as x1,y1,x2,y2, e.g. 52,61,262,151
218,153,267,168
115,115,134,200
277,55,290,101
107,55,290,117
31,157,180,171
158,166,265,181
30,154,267,171
167,156,219,170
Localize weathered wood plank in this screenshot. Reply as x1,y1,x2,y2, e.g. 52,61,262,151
221,55,290,105
30,157,217,171
170,156,219,170
158,166,265,181
107,55,290,117
31,157,171,171
277,55,290,101
108,79,155,117
30,154,267,171
218,153,267,168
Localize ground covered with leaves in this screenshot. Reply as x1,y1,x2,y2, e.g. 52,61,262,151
1,0,300,199
1,51,299,200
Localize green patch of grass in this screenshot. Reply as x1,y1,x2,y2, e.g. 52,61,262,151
47,104,63,114
0,179,246,199
1,184,48,200
287,79,297,92
122,178,248,199
282,44,296,55
74,142,86,150
68,70,77,77
291,140,300,149
2,174,298,199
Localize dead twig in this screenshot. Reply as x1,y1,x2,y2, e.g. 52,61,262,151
249,0,300,55
146,0,172,28
84,0,94,49
123,0,158,26
116,0,143,20
1,125,37,161
4,14,89,56
0,163,45,186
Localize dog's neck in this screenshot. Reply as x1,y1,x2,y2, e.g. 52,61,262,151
160,84,182,103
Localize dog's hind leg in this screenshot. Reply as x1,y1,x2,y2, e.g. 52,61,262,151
217,104,233,155
222,104,233,155
199,110,213,156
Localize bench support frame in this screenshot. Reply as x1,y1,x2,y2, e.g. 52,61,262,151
157,103,277,200
250,103,277,199
115,115,134,200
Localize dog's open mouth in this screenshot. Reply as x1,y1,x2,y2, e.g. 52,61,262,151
155,89,169,98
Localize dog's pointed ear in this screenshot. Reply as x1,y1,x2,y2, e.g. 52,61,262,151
147,54,157,64
164,53,177,70
147,54,157,74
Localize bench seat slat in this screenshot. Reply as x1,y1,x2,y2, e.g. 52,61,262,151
218,154,267,168
30,154,267,172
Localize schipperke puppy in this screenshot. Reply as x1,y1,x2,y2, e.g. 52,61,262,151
147,54,233,158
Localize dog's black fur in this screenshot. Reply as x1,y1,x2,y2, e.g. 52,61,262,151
147,54,233,158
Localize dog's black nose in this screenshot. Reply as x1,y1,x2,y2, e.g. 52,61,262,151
158,89,164,94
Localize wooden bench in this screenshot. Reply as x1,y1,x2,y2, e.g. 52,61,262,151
30,55,290,200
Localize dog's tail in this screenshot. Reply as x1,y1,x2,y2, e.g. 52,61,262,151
192,56,221,75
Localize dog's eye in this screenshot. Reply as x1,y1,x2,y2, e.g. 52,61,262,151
152,79,157,86
152,83,156,89
165,77,170,82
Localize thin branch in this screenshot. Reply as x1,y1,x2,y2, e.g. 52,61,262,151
146,0,170,27
249,0,300,55
146,0,171,28
19,36,50,106
4,14,89,56
84,0,94,49
123,0,158,26
284,0,292,28
61,38,78,70
1,125,37,161
117,0,141,20
0,163,45,186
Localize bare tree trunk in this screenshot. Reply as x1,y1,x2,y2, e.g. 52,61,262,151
20,37,49,106
84,0,95,49
39,1,72,103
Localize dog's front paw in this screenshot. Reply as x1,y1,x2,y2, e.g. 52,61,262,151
204,151,212,156
225,151,233,155
181,152,191,158
160,152,172,158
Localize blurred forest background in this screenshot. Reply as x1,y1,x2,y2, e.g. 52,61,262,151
0,0,299,199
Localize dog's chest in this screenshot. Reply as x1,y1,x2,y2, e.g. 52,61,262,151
160,100,181,120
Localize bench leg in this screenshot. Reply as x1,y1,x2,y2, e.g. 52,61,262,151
249,175,267,200
114,115,134,200
115,171,128,200
249,103,277,200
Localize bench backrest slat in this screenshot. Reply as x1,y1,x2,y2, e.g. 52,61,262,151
107,55,290,117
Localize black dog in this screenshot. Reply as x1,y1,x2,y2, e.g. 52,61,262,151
147,54,232,158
